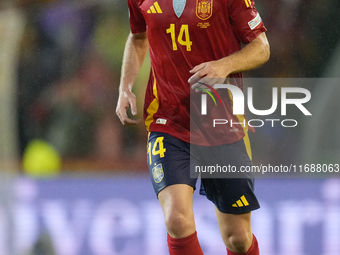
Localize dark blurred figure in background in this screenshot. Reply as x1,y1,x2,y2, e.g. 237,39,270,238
15,0,149,170
250,0,339,78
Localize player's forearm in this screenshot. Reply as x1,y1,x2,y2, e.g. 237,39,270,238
221,32,270,75
119,32,149,92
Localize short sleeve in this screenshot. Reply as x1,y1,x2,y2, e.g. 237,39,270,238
128,0,147,34
227,0,267,44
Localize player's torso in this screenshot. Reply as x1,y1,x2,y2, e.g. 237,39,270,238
139,0,244,143
138,0,239,69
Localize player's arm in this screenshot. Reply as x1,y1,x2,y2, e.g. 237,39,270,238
116,32,149,125
189,32,270,88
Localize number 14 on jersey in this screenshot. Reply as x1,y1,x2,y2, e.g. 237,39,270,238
166,24,192,51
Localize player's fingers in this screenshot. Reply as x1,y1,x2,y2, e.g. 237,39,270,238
195,77,226,88
210,78,220,87
188,69,209,85
123,117,141,125
116,102,135,125
192,81,207,90
188,64,208,83
129,96,138,116
189,63,206,74
191,76,212,89
115,106,124,123
211,78,228,88
193,77,223,92
117,109,140,125
116,107,127,125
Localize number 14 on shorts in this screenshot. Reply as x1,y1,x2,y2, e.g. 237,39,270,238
147,136,166,165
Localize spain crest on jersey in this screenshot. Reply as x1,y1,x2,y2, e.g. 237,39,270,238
196,0,212,20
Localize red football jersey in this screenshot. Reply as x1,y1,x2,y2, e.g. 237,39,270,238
128,0,266,146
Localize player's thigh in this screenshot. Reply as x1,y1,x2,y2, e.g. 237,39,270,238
158,184,194,214
158,184,195,224
147,131,197,197
158,184,196,238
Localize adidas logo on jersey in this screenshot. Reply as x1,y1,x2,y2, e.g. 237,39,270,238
232,195,249,207
147,2,163,13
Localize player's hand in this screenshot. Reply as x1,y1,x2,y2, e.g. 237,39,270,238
116,89,141,125
188,60,229,91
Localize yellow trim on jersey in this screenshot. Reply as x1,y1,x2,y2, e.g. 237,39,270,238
145,69,159,131
242,130,252,162
227,88,252,162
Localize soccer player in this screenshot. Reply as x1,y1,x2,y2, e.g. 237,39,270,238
116,0,270,254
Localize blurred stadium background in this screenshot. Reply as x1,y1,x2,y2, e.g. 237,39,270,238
0,0,339,254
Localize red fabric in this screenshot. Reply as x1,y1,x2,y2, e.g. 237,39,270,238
227,234,259,255
167,231,204,255
128,0,266,145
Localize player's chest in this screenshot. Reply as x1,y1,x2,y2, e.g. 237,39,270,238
139,0,225,29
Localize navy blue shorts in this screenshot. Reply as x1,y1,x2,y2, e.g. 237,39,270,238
147,131,260,214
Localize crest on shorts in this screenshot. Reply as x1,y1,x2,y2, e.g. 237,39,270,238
196,0,213,20
152,164,164,183
173,0,186,18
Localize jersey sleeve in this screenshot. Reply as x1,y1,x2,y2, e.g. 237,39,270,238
128,0,147,34
227,0,267,44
